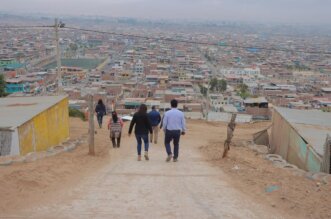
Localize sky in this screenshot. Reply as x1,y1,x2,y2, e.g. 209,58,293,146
1,0,331,25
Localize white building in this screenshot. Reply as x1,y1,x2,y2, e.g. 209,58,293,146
220,67,261,77
134,59,144,74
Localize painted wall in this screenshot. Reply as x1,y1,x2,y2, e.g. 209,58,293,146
5,83,28,94
0,129,20,156
18,98,69,155
270,110,322,172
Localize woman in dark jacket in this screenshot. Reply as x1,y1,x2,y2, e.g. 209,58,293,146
128,104,153,161
95,99,106,128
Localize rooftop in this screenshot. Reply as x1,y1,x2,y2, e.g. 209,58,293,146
0,96,67,129
244,97,268,104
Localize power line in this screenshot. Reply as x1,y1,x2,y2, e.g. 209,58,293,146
1,24,331,55
0,25,54,29
63,26,331,55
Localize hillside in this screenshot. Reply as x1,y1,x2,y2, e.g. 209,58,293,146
0,118,330,218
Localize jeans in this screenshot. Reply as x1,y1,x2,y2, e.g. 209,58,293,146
111,133,121,148
164,130,181,159
135,134,149,155
97,114,103,127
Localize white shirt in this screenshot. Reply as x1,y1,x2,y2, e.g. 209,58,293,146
162,108,186,132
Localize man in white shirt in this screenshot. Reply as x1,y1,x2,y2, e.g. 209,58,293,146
162,99,186,162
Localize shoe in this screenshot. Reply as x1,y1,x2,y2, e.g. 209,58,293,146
173,158,178,162
166,155,172,162
137,155,141,161
144,152,149,161
154,141,157,144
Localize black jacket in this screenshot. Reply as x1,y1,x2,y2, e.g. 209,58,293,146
95,103,106,116
129,112,153,135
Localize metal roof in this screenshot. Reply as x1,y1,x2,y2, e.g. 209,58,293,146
244,97,268,104
321,87,331,92
0,96,67,129
275,107,331,156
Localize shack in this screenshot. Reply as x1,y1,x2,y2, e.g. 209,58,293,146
270,107,331,173
0,96,69,156
244,97,270,120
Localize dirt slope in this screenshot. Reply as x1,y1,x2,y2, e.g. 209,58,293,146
0,118,329,218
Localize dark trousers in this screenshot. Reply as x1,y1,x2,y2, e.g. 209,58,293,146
111,133,121,148
135,134,149,155
164,130,181,159
97,114,103,127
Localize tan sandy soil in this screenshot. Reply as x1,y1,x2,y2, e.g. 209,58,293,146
0,118,111,215
200,121,331,219
0,118,329,218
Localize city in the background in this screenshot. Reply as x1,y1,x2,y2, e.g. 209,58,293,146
1,14,331,123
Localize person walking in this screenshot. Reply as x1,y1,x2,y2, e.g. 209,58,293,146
159,108,170,129
128,104,153,161
162,99,186,162
108,111,123,148
95,99,106,128
148,106,161,144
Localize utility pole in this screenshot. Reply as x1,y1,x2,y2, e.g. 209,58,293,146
206,77,210,121
55,18,62,94
88,94,95,155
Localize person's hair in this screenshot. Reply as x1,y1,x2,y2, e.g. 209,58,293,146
138,104,147,114
98,99,103,105
170,99,178,108
152,105,156,110
112,111,118,123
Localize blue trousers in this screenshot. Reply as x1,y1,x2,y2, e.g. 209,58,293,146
135,134,149,155
97,114,103,127
164,130,181,159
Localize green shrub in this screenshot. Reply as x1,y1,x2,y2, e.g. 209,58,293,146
69,107,86,121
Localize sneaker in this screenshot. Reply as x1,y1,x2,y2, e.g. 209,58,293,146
166,155,172,162
137,155,141,161
173,158,178,162
144,152,149,161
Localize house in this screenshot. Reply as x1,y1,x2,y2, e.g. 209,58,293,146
270,107,331,173
321,87,331,97
0,58,16,68
0,96,69,156
244,97,270,120
5,78,29,94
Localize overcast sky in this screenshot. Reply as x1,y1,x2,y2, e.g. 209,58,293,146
2,0,331,24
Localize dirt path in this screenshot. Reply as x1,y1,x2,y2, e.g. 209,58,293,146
1,119,290,219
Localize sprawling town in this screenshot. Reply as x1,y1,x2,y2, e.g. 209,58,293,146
1,12,331,219
1,15,330,122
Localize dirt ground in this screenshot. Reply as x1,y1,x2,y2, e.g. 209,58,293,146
200,121,331,219
0,118,330,218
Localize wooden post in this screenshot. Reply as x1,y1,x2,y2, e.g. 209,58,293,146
222,113,236,158
88,94,95,155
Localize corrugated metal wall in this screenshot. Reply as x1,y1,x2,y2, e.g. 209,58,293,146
320,135,330,174
17,98,69,155
0,130,12,156
270,110,323,172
